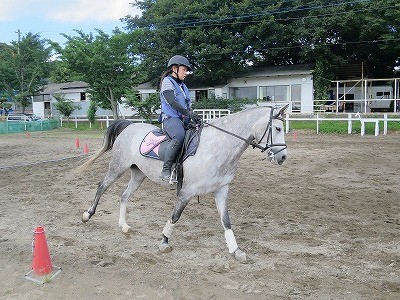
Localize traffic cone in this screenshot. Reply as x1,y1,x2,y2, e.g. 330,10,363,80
25,226,61,284
26,131,30,138
75,138,80,149
293,131,298,142
83,143,89,154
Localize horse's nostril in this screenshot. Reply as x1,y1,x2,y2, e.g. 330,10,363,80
281,155,286,161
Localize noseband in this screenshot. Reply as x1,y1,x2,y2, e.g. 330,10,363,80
203,107,287,155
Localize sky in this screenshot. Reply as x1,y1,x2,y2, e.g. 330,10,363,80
0,0,142,45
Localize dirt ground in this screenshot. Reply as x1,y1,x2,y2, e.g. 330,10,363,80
0,128,399,300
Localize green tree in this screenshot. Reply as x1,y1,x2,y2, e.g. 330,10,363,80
0,33,52,112
56,29,144,120
87,100,97,124
124,90,159,122
53,94,81,119
124,0,400,88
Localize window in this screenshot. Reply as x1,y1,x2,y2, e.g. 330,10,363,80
291,85,301,111
80,92,86,101
44,102,51,109
260,85,289,101
229,86,257,99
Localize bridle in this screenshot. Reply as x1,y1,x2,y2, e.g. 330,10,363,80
202,106,287,157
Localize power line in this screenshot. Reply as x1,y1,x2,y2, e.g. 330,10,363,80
136,0,373,29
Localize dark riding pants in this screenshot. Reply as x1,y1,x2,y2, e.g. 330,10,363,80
163,117,185,144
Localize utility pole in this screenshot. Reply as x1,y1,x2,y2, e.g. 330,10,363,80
15,29,23,112
15,29,21,54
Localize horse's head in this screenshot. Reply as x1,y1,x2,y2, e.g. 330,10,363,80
252,105,288,165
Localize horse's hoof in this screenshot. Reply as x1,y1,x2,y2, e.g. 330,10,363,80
158,243,172,253
121,224,131,233
234,249,247,262
82,211,91,223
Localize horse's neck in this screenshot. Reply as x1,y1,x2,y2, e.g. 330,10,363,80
202,107,270,161
209,106,270,137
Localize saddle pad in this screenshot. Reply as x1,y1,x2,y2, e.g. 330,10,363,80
139,130,168,159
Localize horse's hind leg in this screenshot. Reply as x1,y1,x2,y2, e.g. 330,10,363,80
82,165,127,223
214,185,247,262
119,165,145,233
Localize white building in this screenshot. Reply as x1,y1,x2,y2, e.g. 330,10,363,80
32,81,136,118
137,64,315,114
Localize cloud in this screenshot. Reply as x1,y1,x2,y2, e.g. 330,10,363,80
47,0,141,23
0,1,33,21
0,0,141,23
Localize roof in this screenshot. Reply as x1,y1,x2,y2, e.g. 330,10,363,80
235,64,313,79
40,81,89,95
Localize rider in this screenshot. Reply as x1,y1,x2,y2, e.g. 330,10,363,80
159,55,199,181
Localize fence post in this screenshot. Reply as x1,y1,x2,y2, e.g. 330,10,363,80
106,115,110,128
285,113,290,133
316,113,319,134
75,116,78,128
384,113,388,135
348,113,352,134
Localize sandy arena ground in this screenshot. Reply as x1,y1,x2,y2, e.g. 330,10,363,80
0,128,399,300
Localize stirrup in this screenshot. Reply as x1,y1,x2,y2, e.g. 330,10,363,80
169,167,178,184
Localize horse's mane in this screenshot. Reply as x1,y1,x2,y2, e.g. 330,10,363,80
207,106,270,126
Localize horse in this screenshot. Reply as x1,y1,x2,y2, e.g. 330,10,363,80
79,105,288,262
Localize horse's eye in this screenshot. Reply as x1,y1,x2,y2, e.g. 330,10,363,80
275,126,281,132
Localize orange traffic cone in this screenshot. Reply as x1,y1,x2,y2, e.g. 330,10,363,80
293,131,298,142
83,143,89,154
25,226,61,284
26,131,30,138
75,138,80,149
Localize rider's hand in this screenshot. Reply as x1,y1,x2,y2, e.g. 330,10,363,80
188,110,201,122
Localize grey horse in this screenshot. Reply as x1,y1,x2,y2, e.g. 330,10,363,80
79,105,288,261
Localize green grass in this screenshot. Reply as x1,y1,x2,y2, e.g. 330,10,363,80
288,120,400,134
58,119,400,135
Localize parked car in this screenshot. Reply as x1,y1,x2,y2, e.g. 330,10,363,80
6,113,41,122
24,113,42,121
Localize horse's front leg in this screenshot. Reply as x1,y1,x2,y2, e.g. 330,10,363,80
215,184,246,262
159,196,191,253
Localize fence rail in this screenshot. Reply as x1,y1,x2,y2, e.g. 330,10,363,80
285,113,400,135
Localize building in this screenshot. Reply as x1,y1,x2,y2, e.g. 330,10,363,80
137,64,315,114
32,81,136,118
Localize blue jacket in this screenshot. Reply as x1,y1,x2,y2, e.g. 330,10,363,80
160,76,191,119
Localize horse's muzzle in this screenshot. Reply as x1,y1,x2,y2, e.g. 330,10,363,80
267,147,287,165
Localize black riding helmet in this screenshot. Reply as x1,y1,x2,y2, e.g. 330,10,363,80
167,55,192,71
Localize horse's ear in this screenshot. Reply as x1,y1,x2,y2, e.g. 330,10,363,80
278,104,289,117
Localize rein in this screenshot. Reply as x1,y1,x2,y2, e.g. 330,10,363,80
202,107,287,153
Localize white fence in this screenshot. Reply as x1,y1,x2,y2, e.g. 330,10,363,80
285,113,400,136
193,109,231,122
61,109,231,128
60,115,156,129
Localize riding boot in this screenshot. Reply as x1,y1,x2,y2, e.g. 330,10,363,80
160,138,182,182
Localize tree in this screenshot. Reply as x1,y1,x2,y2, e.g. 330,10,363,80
124,89,159,122
53,94,81,119
124,0,400,88
87,100,97,124
56,29,144,120
0,33,52,112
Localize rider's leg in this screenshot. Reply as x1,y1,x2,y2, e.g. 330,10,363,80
160,117,185,181
160,138,182,181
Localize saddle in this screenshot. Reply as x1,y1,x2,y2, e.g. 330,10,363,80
139,124,203,192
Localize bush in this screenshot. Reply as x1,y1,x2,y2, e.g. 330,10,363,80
191,95,258,112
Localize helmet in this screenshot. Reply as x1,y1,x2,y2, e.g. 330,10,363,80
167,55,191,70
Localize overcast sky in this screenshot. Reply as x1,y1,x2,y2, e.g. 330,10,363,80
0,0,142,45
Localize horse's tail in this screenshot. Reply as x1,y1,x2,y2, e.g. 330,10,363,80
78,119,133,172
